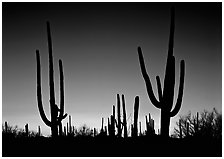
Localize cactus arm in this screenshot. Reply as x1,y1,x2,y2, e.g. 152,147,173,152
47,21,56,114
58,59,67,121
156,76,163,101
59,59,64,117
138,47,161,108
170,60,185,117
36,50,51,127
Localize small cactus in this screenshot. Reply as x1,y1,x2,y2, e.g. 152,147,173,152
5,121,8,133
38,126,41,136
25,124,29,137
133,96,140,137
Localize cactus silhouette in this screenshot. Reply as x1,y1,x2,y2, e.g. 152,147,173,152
137,7,185,137
5,121,8,133
145,113,155,136
38,126,41,136
116,94,122,137
108,105,116,137
25,124,28,137
121,94,128,138
36,21,67,138
133,96,139,137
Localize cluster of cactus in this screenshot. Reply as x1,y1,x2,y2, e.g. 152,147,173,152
99,118,108,136
145,113,155,136
108,94,128,138
36,21,68,138
107,94,140,138
63,115,75,136
138,7,185,138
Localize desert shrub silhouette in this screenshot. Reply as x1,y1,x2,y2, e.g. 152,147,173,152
138,7,185,138
173,108,222,139
2,122,40,138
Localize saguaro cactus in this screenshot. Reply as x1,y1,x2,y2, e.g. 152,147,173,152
36,21,67,138
4,121,8,133
137,7,185,138
116,94,122,137
133,96,139,137
25,124,29,137
145,113,155,136
38,126,41,136
122,94,128,138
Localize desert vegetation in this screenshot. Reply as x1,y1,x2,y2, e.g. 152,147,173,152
2,7,221,157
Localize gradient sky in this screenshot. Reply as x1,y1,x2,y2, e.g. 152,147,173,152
3,2,221,136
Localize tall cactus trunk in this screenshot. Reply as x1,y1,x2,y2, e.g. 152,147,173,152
47,22,58,138
160,110,170,137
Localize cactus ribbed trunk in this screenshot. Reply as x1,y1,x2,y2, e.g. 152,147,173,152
47,22,58,138
160,110,170,137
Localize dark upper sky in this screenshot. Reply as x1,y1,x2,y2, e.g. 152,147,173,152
3,2,221,135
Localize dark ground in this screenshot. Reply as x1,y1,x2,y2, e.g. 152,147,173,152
2,135,222,157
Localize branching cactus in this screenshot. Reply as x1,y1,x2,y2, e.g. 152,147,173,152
36,21,67,138
137,7,185,137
